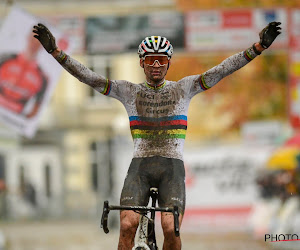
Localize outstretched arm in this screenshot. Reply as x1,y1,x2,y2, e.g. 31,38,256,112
201,22,281,89
51,48,107,92
201,44,260,89
32,23,107,93
200,22,281,90
179,22,282,98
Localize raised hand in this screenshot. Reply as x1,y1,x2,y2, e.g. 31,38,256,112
33,23,57,53
259,22,282,49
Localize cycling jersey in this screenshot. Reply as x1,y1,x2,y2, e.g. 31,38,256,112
58,46,258,160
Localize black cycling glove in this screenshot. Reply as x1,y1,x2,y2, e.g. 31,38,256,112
33,23,57,53
259,21,281,49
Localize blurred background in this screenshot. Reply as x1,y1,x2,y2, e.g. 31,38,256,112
0,0,300,249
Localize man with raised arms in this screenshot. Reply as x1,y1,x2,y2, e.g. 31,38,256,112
33,21,281,250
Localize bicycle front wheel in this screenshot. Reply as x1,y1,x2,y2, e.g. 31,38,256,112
132,242,151,250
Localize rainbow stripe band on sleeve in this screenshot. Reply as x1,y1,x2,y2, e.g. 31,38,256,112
243,49,255,62
199,74,210,91
129,115,187,139
56,50,69,64
101,79,112,96
60,53,68,64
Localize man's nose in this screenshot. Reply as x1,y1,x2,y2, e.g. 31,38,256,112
152,60,160,67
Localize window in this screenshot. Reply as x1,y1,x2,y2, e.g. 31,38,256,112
90,142,98,191
45,164,51,198
87,55,112,102
0,155,5,192
89,140,112,194
19,165,25,193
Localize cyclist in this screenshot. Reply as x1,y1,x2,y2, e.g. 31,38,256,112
33,21,281,250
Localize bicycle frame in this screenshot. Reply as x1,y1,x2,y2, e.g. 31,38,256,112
147,188,159,249
101,188,180,249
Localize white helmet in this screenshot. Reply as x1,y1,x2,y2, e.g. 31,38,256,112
138,36,173,58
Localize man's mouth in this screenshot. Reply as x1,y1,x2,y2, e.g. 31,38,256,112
151,71,161,76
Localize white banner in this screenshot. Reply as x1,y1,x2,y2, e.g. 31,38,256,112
182,145,274,232
0,6,74,138
45,15,85,55
185,8,288,51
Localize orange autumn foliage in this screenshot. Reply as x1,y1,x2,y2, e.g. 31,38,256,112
166,51,287,140
175,0,300,11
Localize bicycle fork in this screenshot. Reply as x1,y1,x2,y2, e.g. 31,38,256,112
147,188,158,249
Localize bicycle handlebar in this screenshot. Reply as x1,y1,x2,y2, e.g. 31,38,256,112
100,201,180,237
101,201,110,234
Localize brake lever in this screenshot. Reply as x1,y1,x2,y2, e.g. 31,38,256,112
173,206,180,237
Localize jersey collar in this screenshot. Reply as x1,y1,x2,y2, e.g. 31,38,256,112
144,80,166,90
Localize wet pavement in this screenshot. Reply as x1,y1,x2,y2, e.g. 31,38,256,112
0,220,275,250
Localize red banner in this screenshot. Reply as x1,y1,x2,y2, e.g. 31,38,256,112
222,10,253,28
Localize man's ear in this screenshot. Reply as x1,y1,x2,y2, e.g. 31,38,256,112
140,58,144,68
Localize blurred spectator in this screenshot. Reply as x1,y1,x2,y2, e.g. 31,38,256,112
251,154,300,237
256,171,279,199
250,170,282,238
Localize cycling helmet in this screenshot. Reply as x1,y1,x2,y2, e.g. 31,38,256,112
138,36,173,58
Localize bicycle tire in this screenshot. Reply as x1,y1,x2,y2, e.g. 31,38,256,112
134,214,149,248
133,242,151,250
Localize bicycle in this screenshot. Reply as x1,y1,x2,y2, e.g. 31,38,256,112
101,187,180,250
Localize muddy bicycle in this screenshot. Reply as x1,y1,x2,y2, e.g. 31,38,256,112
101,187,180,250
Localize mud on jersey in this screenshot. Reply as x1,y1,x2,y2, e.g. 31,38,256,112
58,46,258,160
104,77,201,159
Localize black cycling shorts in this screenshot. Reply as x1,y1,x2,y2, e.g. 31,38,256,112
120,156,186,214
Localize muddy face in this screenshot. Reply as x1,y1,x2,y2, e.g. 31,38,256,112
141,58,169,85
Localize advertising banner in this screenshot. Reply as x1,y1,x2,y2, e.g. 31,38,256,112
182,145,274,232
86,11,184,54
289,9,300,129
185,8,287,51
45,15,85,55
0,6,74,138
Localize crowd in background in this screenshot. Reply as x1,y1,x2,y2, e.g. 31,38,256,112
257,168,300,201
251,155,300,238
